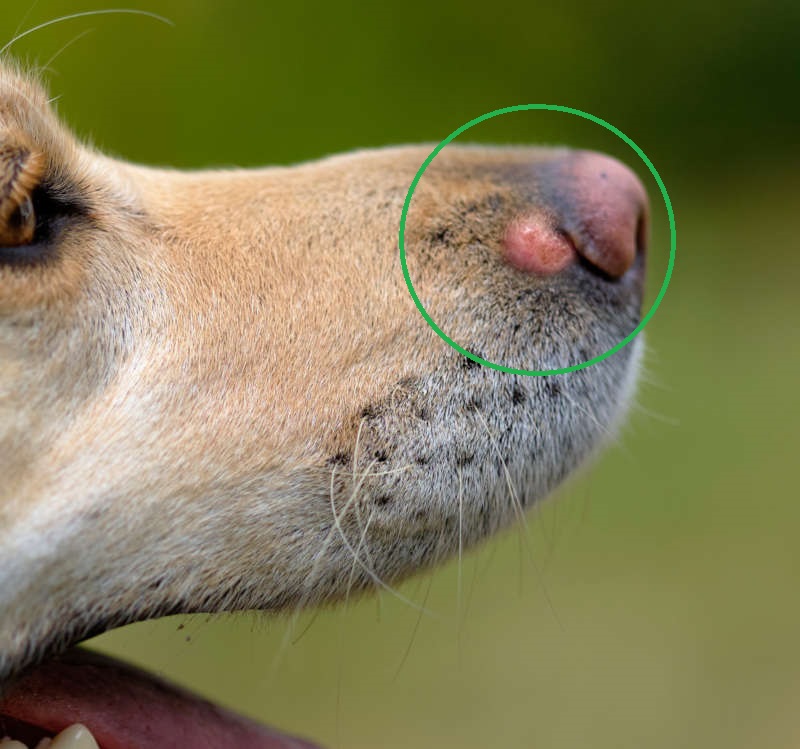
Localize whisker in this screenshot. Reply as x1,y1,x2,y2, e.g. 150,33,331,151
344,504,374,601
272,453,380,673
303,465,358,598
13,0,42,41
474,409,530,542
267,608,301,680
456,465,464,653
330,455,435,616
475,408,563,625
269,462,359,676
391,571,434,681
290,609,320,645
453,465,477,663
1,9,174,57
292,416,372,608
351,488,379,587
631,400,680,426
39,28,95,74
474,409,531,592
561,388,623,450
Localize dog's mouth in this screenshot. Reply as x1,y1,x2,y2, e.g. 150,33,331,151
0,648,320,749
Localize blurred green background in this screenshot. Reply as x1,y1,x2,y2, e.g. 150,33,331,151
4,1,799,747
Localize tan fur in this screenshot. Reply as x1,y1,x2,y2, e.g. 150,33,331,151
0,63,645,680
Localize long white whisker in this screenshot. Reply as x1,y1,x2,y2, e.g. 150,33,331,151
474,409,530,541
474,408,562,626
344,505,374,602
1,9,174,57
329,456,435,616
292,416,371,609
351,484,380,587
304,466,356,597
271,454,377,675
13,0,42,41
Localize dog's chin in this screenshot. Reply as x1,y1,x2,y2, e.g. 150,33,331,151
0,648,321,749
0,334,645,749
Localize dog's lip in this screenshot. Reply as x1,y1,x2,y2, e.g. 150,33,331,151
0,648,321,749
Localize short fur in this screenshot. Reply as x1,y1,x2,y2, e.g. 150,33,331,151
0,63,644,681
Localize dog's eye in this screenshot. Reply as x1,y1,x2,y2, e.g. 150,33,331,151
0,132,88,265
0,132,46,249
2,193,36,246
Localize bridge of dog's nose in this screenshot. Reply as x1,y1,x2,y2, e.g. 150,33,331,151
502,151,648,279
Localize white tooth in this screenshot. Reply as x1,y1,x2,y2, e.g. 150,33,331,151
34,740,52,749
48,725,98,749
0,739,29,749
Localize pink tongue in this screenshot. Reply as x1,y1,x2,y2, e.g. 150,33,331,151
0,648,321,749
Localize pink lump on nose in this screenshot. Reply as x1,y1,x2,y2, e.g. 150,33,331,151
502,218,577,276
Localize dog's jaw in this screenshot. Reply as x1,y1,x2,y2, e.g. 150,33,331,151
0,63,648,693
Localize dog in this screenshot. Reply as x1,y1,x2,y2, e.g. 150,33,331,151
0,58,648,749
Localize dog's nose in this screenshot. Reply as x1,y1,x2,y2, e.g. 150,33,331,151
503,151,648,279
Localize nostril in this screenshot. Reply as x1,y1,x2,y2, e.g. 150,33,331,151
499,152,649,281
565,151,647,278
544,151,649,280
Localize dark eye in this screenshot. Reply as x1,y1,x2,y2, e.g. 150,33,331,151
0,182,89,266
2,194,36,246
0,134,47,253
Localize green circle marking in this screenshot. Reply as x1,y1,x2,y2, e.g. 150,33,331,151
398,104,676,376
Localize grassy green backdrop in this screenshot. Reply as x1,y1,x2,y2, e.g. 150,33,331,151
4,1,798,747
